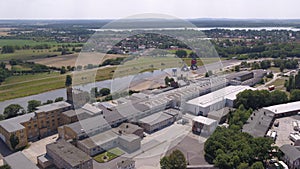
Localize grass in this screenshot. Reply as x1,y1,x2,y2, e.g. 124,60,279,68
0,49,61,61
0,53,225,101
268,67,281,73
268,78,287,91
0,39,56,47
0,73,66,101
93,148,124,163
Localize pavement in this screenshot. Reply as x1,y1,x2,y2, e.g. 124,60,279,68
272,116,295,147
22,134,58,164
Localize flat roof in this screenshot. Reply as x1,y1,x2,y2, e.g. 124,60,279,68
4,152,39,169
193,116,217,125
0,113,35,132
65,115,110,135
263,101,300,115
139,112,173,125
113,123,143,135
78,130,118,149
35,101,71,113
186,85,255,107
119,134,140,142
46,141,91,167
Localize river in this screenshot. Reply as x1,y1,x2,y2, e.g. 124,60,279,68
0,58,241,114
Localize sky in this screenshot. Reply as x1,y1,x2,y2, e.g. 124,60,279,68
0,0,300,20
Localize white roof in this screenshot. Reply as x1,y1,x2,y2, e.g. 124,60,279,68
193,116,217,125
263,101,300,114
187,85,255,107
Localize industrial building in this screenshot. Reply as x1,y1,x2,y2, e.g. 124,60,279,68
58,115,111,141
77,130,119,156
77,130,141,156
138,109,179,133
185,85,255,116
192,116,218,136
280,144,300,169
0,101,71,150
263,101,300,118
4,152,39,169
44,141,93,169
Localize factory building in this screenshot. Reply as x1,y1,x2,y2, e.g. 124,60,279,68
185,85,255,116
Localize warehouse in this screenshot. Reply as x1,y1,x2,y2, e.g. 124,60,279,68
192,116,218,136
185,85,255,116
77,130,119,156
138,109,178,133
263,101,300,118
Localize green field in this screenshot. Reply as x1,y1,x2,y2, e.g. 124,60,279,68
0,49,62,61
93,148,124,163
0,39,57,47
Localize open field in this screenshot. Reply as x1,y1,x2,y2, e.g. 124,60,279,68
268,77,287,91
0,39,58,47
0,49,61,61
0,55,223,101
31,53,128,68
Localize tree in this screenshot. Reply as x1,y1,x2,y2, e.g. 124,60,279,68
90,87,99,98
175,50,187,58
1,46,15,54
27,100,41,112
0,114,5,121
3,104,25,119
43,100,53,105
99,88,111,96
55,97,64,102
290,89,300,101
9,134,19,150
295,71,300,89
237,163,249,169
0,164,11,169
270,90,288,105
280,64,285,72
160,150,187,169
60,66,66,74
251,162,264,169
235,65,240,72
65,75,72,87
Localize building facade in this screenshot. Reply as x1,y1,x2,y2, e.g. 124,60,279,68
0,101,71,150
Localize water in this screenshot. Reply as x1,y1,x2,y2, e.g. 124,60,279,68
0,57,239,114
90,27,300,32
0,68,173,114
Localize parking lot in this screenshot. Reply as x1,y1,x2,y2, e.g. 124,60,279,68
272,116,297,147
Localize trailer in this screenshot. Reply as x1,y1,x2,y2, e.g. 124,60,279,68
289,133,300,142
293,121,298,131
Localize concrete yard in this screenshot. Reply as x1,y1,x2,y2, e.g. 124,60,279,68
22,134,58,164
272,116,295,147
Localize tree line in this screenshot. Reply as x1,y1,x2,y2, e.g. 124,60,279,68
205,105,278,169
0,97,64,121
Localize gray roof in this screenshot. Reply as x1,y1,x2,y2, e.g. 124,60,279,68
139,112,173,125
113,123,143,135
35,101,71,113
65,115,110,135
242,109,274,137
46,141,91,167
119,134,140,142
4,152,39,169
0,113,35,132
78,130,119,149
280,144,300,162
